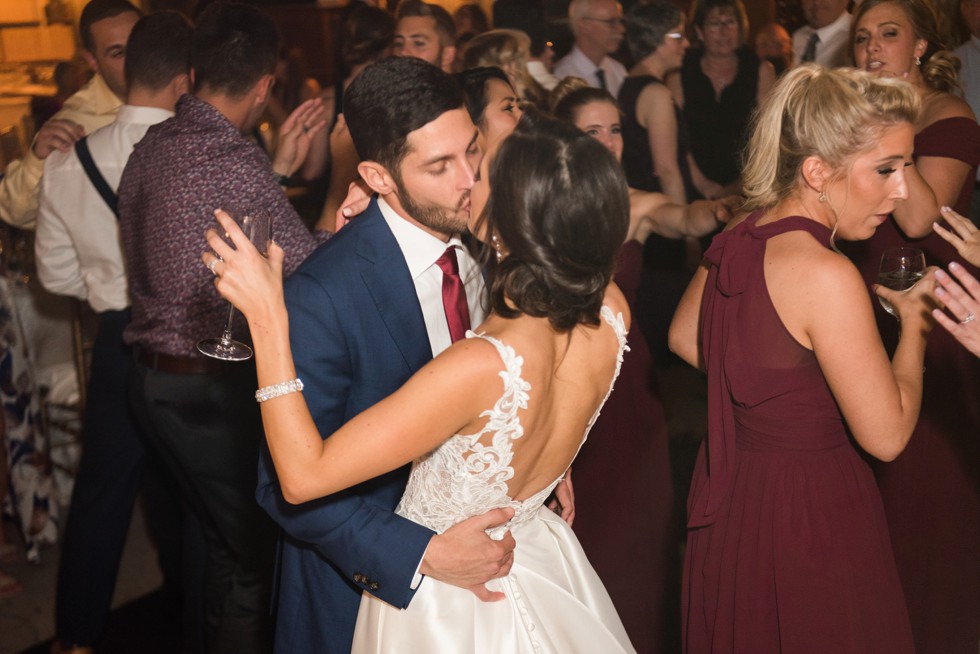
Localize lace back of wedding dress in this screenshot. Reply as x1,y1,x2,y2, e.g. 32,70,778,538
396,306,629,536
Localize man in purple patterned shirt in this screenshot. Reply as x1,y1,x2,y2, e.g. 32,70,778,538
117,4,326,651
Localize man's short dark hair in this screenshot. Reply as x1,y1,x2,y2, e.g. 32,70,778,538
396,0,456,47
124,12,191,92
344,56,464,176
191,2,279,98
79,0,142,53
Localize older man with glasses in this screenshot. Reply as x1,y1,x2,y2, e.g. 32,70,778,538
554,0,627,97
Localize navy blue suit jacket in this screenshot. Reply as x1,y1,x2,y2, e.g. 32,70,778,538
257,199,436,653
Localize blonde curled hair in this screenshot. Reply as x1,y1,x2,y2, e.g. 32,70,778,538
850,0,961,94
741,65,920,213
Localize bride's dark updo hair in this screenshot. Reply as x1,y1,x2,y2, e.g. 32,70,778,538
479,109,629,332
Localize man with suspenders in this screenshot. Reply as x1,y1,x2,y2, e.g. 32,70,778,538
35,13,192,654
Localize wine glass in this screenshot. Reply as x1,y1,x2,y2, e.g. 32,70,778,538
877,247,926,318
197,211,271,360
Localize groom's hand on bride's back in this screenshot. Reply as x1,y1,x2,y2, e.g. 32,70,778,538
419,507,517,602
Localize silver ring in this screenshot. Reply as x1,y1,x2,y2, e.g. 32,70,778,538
961,312,976,325
207,258,220,275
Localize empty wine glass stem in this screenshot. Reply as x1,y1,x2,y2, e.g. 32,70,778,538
221,303,236,340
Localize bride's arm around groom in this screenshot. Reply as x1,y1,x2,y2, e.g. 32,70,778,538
253,220,514,652
249,56,517,654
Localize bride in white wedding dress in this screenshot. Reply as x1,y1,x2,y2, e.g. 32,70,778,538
204,111,637,654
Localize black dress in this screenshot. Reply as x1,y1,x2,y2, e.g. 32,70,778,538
618,75,699,357
619,74,696,200
679,46,760,187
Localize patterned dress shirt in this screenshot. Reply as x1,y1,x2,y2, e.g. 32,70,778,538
119,94,325,356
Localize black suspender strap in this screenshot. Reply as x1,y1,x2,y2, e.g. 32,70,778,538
74,136,119,219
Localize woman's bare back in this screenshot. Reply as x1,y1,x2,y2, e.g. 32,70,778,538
396,287,631,533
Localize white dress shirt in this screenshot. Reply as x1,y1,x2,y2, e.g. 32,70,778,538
378,197,488,357
955,35,980,182
792,11,852,69
378,196,488,589
36,105,174,312
553,46,628,99
527,60,561,91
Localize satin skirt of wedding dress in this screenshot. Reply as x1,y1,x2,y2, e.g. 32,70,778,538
352,507,635,653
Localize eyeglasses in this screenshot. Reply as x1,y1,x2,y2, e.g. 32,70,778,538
581,16,625,28
665,32,685,40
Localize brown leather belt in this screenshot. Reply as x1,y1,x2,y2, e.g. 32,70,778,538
135,347,227,375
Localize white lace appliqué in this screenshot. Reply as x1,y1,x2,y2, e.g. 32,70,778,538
396,306,628,538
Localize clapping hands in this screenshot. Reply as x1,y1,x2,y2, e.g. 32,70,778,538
271,98,327,179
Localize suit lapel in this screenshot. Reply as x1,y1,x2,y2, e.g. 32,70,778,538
355,200,433,374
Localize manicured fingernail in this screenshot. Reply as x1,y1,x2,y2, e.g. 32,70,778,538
935,286,947,297
950,261,962,271
342,207,352,217
935,269,949,281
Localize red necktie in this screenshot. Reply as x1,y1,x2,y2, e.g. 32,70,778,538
436,247,471,343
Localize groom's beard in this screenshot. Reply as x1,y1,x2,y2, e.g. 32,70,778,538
397,186,471,237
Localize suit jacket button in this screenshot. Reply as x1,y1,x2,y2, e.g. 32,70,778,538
369,582,379,591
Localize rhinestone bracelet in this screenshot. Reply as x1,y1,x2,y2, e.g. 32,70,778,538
255,378,304,403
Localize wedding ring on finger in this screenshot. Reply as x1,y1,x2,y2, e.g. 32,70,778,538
961,312,976,325
207,257,222,276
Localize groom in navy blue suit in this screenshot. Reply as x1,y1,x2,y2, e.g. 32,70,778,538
256,57,518,653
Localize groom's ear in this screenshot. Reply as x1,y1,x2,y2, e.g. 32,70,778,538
357,161,398,196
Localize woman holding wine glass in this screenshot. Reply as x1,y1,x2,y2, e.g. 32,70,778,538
846,2,980,649
198,211,271,360
668,65,935,652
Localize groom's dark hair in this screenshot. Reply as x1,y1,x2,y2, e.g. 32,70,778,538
344,56,464,175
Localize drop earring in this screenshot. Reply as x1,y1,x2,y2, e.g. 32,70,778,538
818,190,827,203
491,234,503,262
914,55,921,66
